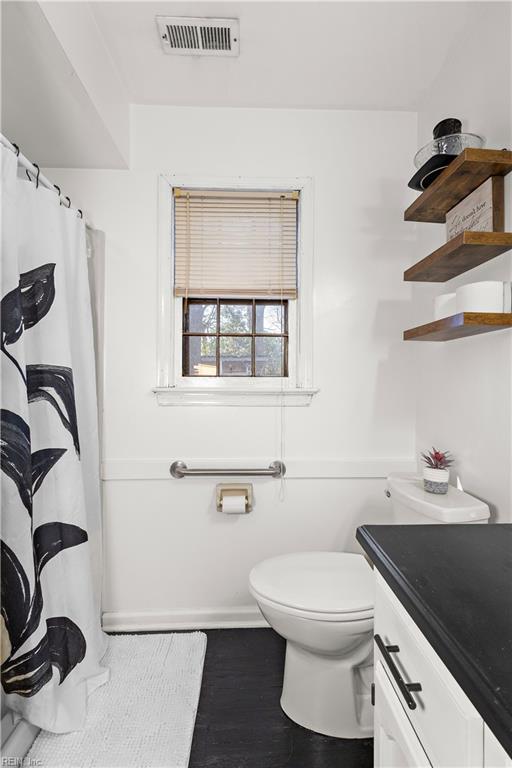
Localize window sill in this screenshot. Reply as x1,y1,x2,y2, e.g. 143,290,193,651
153,387,319,407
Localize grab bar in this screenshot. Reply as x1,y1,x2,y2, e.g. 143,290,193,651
170,460,286,479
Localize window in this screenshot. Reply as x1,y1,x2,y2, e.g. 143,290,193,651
174,187,296,379
183,299,288,377
155,174,316,406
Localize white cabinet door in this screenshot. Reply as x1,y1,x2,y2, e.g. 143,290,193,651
374,661,432,768
375,573,484,767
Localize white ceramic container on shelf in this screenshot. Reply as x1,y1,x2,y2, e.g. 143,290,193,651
455,281,506,314
434,292,457,320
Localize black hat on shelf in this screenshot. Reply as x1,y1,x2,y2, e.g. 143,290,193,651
432,118,462,139
408,118,462,192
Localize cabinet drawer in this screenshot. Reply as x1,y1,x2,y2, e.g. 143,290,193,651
374,660,432,767
374,573,483,767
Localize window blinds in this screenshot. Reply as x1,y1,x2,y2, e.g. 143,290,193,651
173,188,298,299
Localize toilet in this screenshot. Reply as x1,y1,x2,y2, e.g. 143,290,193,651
249,473,490,739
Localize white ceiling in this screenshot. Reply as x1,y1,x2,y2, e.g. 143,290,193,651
2,1,500,169
90,1,477,112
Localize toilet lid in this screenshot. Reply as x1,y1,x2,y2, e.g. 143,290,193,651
249,552,374,616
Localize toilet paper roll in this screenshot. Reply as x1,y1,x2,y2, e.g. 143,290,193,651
434,292,456,320
455,281,505,314
221,494,247,514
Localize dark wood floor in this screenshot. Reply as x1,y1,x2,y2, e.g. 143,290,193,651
189,628,373,768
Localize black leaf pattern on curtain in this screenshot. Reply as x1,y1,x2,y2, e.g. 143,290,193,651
33,522,88,576
1,632,53,697
0,410,32,514
1,523,87,659
0,411,66,516
1,541,44,658
1,263,56,344
31,448,67,495
0,541,32,660
0,264,56,384
2,617,86,697
27,365,80,455
46,617,87,683
1,261,89,700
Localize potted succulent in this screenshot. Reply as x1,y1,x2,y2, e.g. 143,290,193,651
421,448,453,494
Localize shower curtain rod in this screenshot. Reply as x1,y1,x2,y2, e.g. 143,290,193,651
1,133,83,218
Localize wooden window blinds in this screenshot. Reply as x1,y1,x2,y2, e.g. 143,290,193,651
173,188,298,299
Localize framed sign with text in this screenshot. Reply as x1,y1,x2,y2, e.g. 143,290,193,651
446,177,504,240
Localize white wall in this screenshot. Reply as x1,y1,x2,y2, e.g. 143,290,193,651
1,2,128,168
48,106,418,628
413,2,512,521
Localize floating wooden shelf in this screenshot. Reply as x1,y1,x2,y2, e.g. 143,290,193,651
404,148,512,223
404,313,512,341
404,231,512,282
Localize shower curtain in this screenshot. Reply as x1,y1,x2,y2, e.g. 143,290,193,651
0,145,108,732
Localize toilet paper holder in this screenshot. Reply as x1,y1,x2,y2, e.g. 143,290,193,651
216,483,253,514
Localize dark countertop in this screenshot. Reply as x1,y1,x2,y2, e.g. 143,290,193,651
356,524,512,758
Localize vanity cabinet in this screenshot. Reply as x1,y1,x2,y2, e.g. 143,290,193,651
374,659,431,767
373,573,512,768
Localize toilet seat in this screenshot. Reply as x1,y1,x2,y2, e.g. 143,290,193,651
249,551,374,622
252,590,374,622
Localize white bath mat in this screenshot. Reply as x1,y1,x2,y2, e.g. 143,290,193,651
26,632,207,768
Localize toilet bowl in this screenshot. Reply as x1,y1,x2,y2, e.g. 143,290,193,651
249,551,374,739
249,475,490,739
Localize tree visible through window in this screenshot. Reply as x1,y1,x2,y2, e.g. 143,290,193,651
183,299,288,377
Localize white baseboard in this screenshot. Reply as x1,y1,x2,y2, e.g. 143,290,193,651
2,715,39,761
102,605,269,633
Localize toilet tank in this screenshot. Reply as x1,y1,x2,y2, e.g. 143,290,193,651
386,473,490,524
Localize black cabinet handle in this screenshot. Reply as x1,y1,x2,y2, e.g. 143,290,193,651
374,634,422,710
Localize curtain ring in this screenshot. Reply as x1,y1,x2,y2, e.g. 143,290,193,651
12,143,20,156
65,196,71,208
77,209,83,219
53,184,61,197
25,163,40,188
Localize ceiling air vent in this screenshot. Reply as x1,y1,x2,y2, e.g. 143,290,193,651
156,16,240,57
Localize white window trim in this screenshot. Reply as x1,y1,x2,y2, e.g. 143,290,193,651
154,173,318,407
